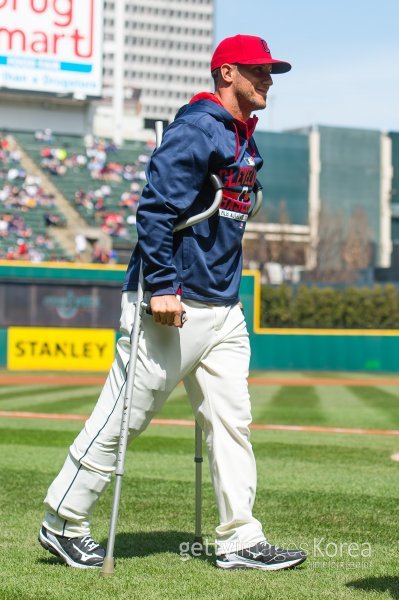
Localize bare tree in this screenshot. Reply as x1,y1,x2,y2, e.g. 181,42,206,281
342,207,373,270
243,199,306,282
307,205,373,283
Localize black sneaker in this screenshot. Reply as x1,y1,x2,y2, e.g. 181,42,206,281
38,526,105,569
216,540,307,571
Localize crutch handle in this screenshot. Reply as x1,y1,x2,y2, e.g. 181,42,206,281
145,304,187,328
248,179,263,220
173,173,223,232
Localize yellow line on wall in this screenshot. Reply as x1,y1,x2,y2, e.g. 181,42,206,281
0,260,127,271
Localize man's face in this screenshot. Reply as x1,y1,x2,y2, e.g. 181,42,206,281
231,63,273,113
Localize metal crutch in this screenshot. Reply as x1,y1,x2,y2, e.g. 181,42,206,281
194,420,203,546
192,177,264,552
101,122,223,576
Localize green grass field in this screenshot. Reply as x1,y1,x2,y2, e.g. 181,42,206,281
1,371,399,600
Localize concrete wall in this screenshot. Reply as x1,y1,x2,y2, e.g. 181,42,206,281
0,93,94,136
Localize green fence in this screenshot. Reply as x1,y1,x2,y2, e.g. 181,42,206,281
1,262,399,373
241,270,399,372
0,329,7,366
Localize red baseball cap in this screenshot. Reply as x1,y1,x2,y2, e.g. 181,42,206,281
211,34,291,74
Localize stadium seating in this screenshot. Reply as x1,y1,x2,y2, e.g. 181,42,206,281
0,139,71,261
12,132,153,263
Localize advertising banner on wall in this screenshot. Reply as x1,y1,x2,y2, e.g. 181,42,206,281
0,282,120,328
0,0,103,96
8,326,115,371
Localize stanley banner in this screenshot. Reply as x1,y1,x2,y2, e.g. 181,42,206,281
8,327,115,371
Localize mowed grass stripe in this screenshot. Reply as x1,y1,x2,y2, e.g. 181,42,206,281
376,384,399,398
253,488,399,543
15,396,98,415
0,428,76,448
0,385,47,398
347,386,399,423
149,384,284,423
0,385,97,401
2,450,398,543
0,385,70,401
158,391,192,420
257,386,326,425
0,428,395,468
0,431,196,458
0,386,100,412
248,385,281,423
314,385,394,430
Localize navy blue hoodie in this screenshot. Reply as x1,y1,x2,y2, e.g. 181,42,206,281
123,93,263,305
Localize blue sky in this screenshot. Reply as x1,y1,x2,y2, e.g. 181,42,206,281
215,0,399,133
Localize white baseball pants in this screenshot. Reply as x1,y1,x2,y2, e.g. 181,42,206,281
43,292,265,554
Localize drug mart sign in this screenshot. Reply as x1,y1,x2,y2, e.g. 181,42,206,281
0,0,103,96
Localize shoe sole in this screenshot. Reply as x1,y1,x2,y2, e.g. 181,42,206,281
38,529,102,569
216,556,306,571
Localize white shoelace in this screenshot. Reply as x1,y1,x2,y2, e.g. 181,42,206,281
81,536,100,552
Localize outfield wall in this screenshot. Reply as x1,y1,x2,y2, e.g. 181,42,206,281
1,262,398,373
241,272,399,372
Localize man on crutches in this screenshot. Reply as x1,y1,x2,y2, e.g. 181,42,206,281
39,34,306,572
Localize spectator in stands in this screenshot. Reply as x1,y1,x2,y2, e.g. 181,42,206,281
0,137,68,262
10,149,21,162
0,137,10,150
5,246,16,260
75,233,87,261
87,156,104,179
0,217,9,236
16,239,28,258
35,128,54,143
7,166,25,180
119,191,140,211
29,248,45,262
44,213,62,227
122,165,137,181
96,184,111,198
35,234,55,250
105,141,118,153
75,153,88,167
94,197,106,212
92,242,110,264
138,153,150,164
0,185,10,203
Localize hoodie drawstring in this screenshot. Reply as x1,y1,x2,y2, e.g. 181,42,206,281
233,122,240,161
248,139,257,157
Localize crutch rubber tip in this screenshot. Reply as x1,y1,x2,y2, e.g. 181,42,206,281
100,556,116,576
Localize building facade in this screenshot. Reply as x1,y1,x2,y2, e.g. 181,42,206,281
97,0,214,137
247,125,396,278
390,132,399,268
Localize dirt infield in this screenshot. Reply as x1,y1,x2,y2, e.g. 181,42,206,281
1,410,399,437
0,375,106,385
1,374,399,386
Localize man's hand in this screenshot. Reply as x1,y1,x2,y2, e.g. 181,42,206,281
150,295,186,327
